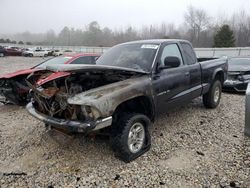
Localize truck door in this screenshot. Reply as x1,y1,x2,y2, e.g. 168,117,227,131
152,43,190,114
180,42,202,99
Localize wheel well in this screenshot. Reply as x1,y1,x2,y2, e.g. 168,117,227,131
113,96,154,122
215,71,224,83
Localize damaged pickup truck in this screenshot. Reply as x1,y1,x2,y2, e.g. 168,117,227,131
26,39,228,162
223,57,250,92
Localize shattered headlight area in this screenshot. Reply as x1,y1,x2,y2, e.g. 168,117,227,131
81,105,101,120
32,89,83,120
29,81,100,122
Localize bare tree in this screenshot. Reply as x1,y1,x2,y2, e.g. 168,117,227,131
230,10,250,46
184,6,211,47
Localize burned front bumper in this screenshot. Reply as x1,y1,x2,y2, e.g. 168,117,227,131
26,102,112,133
223,80,249,92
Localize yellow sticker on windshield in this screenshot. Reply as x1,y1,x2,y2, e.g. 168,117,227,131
141,44,159,49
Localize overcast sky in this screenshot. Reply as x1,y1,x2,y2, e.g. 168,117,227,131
0,0,249,34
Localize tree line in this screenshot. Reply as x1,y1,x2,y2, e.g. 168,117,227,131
0,38,32,45
1,6,249,48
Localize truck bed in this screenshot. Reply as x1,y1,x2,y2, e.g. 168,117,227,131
199,57,228,94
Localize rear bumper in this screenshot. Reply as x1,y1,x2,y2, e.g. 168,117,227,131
223,80,249,92
26,102,112,133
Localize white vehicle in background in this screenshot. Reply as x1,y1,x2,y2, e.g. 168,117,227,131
52,50,63,56
23,49,49,57
52,49,75,56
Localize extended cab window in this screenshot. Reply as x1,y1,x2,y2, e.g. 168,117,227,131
71,56,96,64
180,43,197,65
160,44,183,66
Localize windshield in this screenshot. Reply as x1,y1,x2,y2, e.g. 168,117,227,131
96,43,159,72
229,58,250,66
35,56,71,69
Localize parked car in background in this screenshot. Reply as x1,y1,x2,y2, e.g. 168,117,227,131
21,48,32,55
0,53,100,105
0,46,6,57
223,57,250,92
26,39,228,162
23,49,49,57
53,50,63,56
53,50,76,57
22,49,33,57
5,47,22,56
45,49,54,56
63,49,75,55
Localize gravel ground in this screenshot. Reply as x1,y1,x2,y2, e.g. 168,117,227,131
0,57,249,188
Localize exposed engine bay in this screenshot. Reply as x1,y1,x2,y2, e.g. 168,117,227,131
27,70,140,121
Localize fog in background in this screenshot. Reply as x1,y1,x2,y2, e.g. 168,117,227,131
0,0,250,47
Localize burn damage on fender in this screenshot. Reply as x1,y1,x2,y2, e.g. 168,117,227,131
26,64,152,128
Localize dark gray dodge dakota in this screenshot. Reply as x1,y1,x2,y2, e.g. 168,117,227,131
26,39,228,162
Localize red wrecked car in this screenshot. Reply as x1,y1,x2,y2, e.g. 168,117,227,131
0,53,100,105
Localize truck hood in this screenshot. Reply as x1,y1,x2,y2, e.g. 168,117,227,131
0,68,40,79
34,64,148,87
46,64,149,74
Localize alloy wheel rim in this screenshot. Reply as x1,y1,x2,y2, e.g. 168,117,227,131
128,122,145,153
214,86,220,103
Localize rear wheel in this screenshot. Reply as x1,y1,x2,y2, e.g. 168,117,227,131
203,80,222,108
110,113,151,163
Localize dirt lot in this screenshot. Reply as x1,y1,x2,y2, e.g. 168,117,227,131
0,57,249,188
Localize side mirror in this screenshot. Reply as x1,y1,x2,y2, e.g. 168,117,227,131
158,56,181,70
164,56,181,68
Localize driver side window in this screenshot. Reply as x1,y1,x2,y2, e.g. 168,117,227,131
160,44,183,66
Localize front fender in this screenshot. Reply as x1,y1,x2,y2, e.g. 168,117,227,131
67,76,153,117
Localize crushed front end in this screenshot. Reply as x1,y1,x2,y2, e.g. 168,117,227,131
223,71,250,92
25,65,143,133
25,69,118,133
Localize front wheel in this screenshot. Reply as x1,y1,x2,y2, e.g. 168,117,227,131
0,53,4,57
110,113,151,163
203,80,222,108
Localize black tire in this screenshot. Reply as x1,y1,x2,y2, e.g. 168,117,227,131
0,53,4,57
29,53,33,57
110,113,151,163
203,80,222,108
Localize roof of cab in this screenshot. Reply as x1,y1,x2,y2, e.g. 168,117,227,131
122,39,191,45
